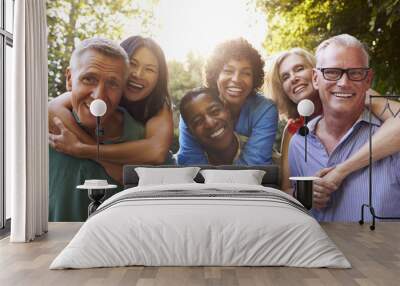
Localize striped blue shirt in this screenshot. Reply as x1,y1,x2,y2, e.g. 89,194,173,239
289,109,400,222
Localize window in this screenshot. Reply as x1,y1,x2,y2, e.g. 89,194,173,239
5,0,13,33
1,0,14,232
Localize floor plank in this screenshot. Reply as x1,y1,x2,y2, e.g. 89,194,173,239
0,222,399,286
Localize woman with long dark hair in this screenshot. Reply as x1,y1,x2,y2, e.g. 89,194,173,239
49,36,174,182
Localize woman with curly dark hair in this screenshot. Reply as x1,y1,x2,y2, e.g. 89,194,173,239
177,38,278,165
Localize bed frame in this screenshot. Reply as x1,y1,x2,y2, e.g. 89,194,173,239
123,165,281,189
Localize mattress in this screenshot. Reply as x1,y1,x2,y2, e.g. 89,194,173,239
50,183,350,269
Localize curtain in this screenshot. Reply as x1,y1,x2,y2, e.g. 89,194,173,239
8,0,48,242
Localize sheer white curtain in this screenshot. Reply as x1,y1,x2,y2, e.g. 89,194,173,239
8,0,48,242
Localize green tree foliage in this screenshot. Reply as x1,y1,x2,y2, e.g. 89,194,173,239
256,0,400,93
167,52,204,152
168,52,204,111
47,0,157,99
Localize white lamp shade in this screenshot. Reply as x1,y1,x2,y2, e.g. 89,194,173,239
297,99,315,117
90,99,107,117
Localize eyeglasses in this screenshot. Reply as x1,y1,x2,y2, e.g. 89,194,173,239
317,68,370,81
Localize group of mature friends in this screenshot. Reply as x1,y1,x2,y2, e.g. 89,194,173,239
48,34,400,223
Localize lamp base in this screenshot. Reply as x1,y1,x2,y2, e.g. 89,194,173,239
88,189,106,216
359,203,400,231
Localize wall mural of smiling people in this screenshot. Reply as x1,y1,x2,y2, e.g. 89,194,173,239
179,87,240,165
49,36,175,186
48,38,145,222
177,38,278,166
265,45,400,194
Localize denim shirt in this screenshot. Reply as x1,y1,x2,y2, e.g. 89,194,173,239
177,93,278,165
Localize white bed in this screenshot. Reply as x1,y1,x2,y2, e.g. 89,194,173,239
50,183,350,269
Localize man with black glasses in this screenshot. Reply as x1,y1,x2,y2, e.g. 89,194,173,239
288,34,400,222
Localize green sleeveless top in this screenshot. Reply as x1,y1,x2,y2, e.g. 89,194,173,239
49,108,145,222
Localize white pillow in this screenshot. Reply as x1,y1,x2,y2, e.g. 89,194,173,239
200,169,266,185
135,167,201,186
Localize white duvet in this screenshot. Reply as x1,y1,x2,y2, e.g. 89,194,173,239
50,183,350,269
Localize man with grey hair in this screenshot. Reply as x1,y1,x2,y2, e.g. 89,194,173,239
49,37,144,222
69,37,129,73
289,34,400,222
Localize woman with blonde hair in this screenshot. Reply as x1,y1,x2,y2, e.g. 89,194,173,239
267,48,319,119
265,47,400,193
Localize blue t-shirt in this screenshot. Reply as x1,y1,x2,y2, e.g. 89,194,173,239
177,93,278,165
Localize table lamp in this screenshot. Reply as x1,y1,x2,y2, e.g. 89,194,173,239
360,94,400,230
289,99,317,210
89,99,107,161
76,99,116,217
297,99,315,162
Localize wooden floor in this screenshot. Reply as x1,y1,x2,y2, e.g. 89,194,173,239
0,222,399,286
